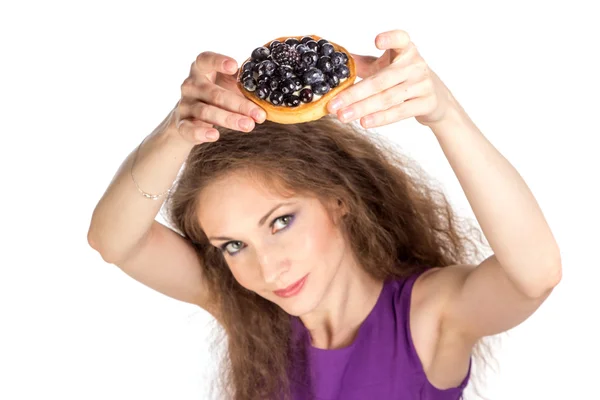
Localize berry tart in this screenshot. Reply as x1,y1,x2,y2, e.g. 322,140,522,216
237,35,356,124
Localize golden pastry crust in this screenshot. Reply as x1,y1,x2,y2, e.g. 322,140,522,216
237,35,356,124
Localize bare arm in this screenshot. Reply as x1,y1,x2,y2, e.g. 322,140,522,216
87,112,193,265
87,51,266,309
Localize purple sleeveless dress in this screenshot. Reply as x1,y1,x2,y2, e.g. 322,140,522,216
288,270,471,399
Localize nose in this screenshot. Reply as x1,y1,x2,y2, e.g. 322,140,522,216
256,245,290,285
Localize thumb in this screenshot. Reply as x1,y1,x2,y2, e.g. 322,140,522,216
350,53,380,78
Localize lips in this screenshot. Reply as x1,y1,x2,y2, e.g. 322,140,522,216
273,274,308,298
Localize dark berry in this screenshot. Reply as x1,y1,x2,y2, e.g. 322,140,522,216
305,40,318,52
241,70,253,82
293,77,303,91
285,38,300,47
319,43,334,57
296,44,309,55
317,38,329,47
242,61,255,73
256,84,271,100
269,40,282,51
284,94,301,107
271,43,300,68
279,79,296,95
251,47,270,62
270,90,284,105
269,77,281,91
302,67,324,86
243,77,257,92
317,56,333,73
257,74,271,86
340,52,349,64
277,65,294,80
312,81,331,95
300,36,314,44
301,51,318,67
299,88,313,103
330,52,344,67
334,65,350,79
326,73,340,88
295,61,310,75
258,60,277,76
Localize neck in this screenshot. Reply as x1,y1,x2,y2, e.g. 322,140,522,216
299,256,384,349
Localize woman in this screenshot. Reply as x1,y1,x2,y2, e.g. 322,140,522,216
87,29,562,399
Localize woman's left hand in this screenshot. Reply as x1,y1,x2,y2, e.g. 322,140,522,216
327,30,456,129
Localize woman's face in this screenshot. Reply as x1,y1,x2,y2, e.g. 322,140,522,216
197,173,349,317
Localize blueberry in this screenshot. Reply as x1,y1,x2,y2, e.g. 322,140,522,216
301,51,318,67
295,61,310,76
299,88,313,103
256,84,271,100
277,65,294,80
270,90,284,105
285,38,300,47
296,44,309,55
302,67,324,86
293,77,303,91
300,36,314,44
279,79,296,95
257,74,271,86
305,40,318,52
340,52,349,64
312,81,331,95
326,73,340,88
334,65,350,79
241,70,253,82
269,40,282,51
284,94,301,107
242,61,255,73
251,46,270,62
258,60,277,76
330,52,345,67
319,43,334,57
317,39,329,47
243,77,257,92
317,56,333,73
269,77,281,91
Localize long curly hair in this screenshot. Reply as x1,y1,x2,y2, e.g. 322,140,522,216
163,115,497,400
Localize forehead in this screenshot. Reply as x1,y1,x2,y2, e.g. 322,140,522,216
197,173,297,231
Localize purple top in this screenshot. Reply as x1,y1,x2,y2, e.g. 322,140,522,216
288,270,471,399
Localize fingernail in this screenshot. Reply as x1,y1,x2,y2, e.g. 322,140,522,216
205,130,218,140
340,108,354,122
329,98,343,112
224,60,237,73
239,118,253,131
252,109,266,122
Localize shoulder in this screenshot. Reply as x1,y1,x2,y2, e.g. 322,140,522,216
408,264,475,389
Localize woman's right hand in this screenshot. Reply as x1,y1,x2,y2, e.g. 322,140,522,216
172,51,266,143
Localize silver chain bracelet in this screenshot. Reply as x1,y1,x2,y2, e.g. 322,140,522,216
130,136,173,200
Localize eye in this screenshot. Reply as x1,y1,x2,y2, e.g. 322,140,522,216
219,214,295,256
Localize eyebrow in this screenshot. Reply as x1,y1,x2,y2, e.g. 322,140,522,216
208,201,296,242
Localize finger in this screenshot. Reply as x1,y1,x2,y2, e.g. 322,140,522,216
328,62,421,113
188,101,256,133
375,30,412,53
337,79,431,123
360,96,432,128
181,79,266,123
177,119,219,143
192,51,238,77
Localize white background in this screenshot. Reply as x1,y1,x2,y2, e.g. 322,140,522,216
1,1,598,399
